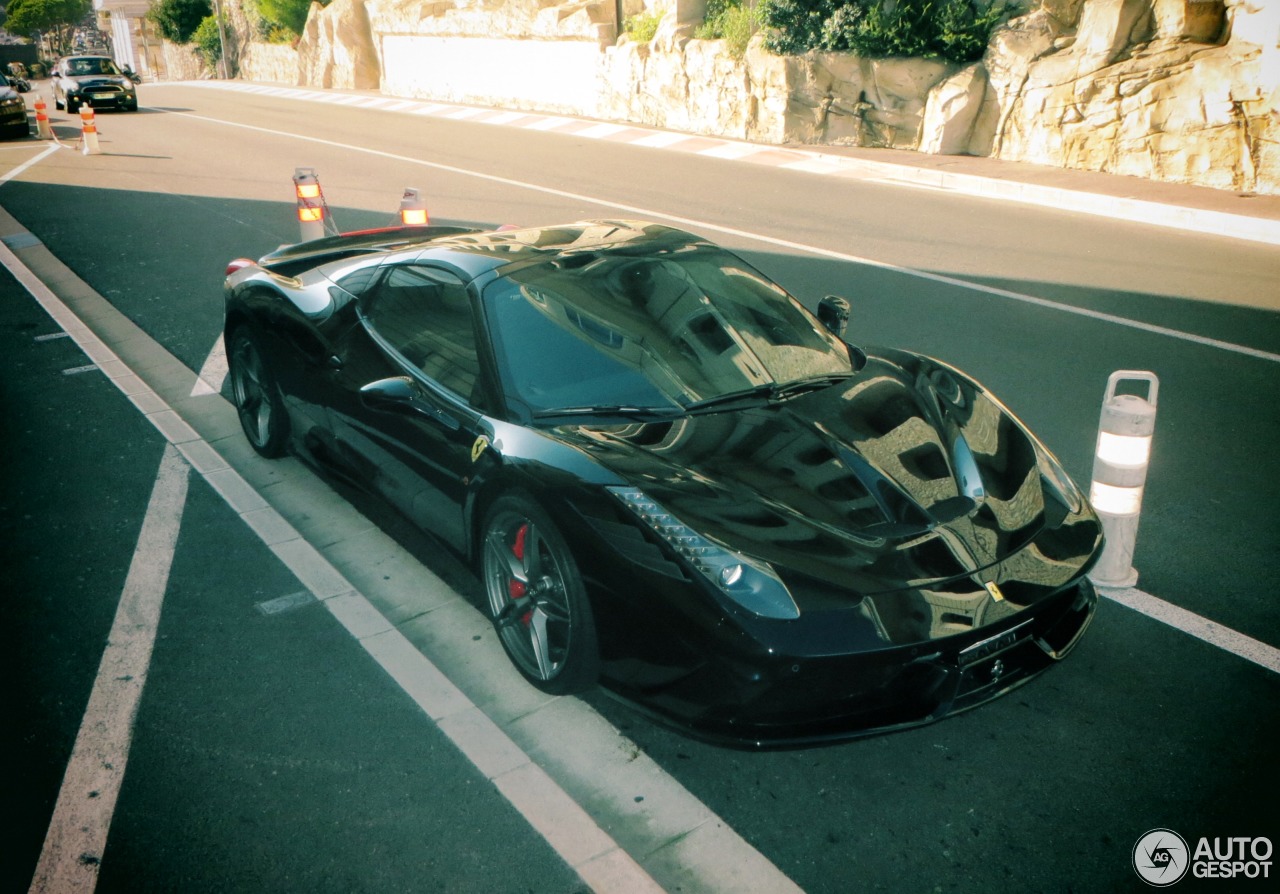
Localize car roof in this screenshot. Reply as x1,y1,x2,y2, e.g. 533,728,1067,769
415,220,705,280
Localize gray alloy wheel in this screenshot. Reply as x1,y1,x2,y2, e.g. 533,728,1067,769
481,494,600,695
228,328,289,458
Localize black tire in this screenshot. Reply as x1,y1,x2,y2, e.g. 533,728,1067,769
54,94,63,111
66,97,79,115
481,494,600,695
228,327,290,458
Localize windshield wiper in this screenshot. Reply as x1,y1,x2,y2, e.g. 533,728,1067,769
681,384,776,415
770,372,854,401
532,405,684,422
683,373,854,415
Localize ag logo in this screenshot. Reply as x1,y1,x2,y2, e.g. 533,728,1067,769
1134,828,1190,886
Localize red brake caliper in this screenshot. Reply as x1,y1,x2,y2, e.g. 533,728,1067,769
509,523,532,627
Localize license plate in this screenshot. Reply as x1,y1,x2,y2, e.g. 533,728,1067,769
958,621,1029,667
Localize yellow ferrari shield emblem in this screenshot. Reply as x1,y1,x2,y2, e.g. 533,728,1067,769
471,435,490,463
984,581,1005,602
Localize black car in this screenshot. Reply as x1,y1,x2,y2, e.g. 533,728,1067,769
224,220,1102,746
0,83,27,139
51,55,138,113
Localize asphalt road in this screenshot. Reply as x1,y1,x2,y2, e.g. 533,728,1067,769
3,82,1278,894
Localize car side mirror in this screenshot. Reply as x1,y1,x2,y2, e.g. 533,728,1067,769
818,295,850,339
360,376,417,410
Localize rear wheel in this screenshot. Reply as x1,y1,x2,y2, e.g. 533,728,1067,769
481,494,600,694
228,327,290,458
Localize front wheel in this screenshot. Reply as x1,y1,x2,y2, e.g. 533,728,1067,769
228,327,290,458
481,494,600,695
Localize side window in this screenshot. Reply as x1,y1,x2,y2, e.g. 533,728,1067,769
363,265,481,401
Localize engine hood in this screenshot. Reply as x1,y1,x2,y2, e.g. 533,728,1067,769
556,349,1101,622
67,75,129,87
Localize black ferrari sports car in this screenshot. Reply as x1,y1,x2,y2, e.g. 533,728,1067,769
224,220,1101,746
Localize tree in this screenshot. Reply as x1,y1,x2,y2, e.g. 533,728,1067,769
4,0,91,52
146,0,213,44
256,0,322,37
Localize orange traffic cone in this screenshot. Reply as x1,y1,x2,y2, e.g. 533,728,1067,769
79,103,101,155
34,95,53,140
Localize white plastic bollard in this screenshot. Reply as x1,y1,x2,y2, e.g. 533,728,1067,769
293,167,326,242
79,103,101,156
398,187,429,226
34,95,53,140
1088,370,1158,588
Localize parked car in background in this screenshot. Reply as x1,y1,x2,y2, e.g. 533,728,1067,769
0,82,28,139
51,55,138,113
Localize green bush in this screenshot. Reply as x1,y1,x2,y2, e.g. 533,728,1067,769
847,0,933,58
193,14,222,68
758,0,840,55
759,0,1007,64
625,11,662,43
146,0,212,44
695,0,759,58
931,0,1007,62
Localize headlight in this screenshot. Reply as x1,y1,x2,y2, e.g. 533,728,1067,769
608,487,800,620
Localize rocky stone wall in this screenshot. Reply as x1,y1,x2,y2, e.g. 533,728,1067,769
238,42,299,84
218,0,1280,194
965,0,1280,192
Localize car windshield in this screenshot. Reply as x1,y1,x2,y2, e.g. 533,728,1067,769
69,58,119,76
483,239,852,419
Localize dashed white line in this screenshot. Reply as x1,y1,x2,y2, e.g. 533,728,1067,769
630,131,693,149
576,122,631,139
698,141,767,160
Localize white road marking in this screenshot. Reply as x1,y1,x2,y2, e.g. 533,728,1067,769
575,122,630,139
1101,586,1280,675
191,332,226,396
0,144,62,185
167,109,1280,365
27,445,189,894
699,141,768,160
630,131,693,149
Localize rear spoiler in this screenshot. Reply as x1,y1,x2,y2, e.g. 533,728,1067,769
258,225,482,275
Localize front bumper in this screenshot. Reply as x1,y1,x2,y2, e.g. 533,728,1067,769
67,86,136,109
607,577,1098,748
0,102,26,125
